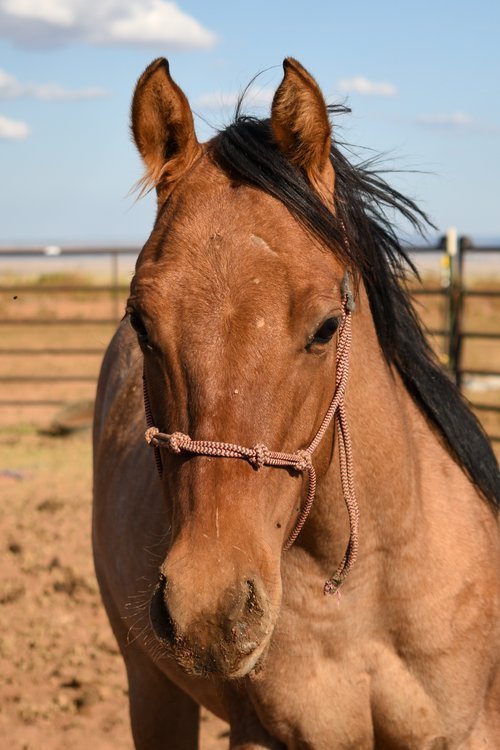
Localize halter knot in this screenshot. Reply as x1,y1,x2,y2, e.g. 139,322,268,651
250,443,270,470
145,426,159,444
323,577,343,596
294,449,313,473
165,431,188,454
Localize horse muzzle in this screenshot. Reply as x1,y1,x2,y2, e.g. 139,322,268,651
149,571,274,679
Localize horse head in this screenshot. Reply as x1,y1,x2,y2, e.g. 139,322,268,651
127,58,351,679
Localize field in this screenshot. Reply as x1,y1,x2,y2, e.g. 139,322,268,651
0,263,499,748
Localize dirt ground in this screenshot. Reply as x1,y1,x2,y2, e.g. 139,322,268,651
0,426,229,750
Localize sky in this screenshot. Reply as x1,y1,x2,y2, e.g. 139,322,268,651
0,0,499,246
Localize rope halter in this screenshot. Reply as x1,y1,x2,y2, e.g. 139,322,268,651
143,276,359,595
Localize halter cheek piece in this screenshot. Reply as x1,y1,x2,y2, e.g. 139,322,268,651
143,273,359,596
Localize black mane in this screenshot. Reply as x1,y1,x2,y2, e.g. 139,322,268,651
210,113,500,508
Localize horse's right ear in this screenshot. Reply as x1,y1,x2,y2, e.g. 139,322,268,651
131,58,201,202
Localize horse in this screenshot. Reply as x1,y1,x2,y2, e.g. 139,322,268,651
92,57,500,749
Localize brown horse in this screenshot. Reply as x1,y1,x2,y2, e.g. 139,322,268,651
93,57,500,749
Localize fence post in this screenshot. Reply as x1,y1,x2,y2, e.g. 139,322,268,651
446,227,463,387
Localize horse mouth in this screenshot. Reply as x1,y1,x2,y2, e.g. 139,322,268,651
224,637,270,679
169,632,270,680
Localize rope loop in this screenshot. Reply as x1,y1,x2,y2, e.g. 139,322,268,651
145,426,160,444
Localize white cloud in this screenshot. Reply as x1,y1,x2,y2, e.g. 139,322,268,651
0,69,106,100
0,113,29,139
0,0,216,49
197,87,274,111
411,112,500,135
337,76,397,97
3,0,73,26
416,112,478,129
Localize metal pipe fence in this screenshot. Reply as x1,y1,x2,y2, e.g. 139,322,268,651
1,238,499,440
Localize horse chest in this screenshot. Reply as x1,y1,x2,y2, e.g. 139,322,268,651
246,641,446,750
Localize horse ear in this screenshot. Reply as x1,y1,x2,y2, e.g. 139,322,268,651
271,58,334,204
131,58,201,202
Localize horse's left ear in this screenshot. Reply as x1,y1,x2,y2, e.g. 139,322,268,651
131,57,201,203
271,58,334,204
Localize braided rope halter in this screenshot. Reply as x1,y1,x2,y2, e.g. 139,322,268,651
143,275,359,595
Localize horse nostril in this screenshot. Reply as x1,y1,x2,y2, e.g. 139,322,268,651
244,578,264,617
222,578,268,657
149,573,176,644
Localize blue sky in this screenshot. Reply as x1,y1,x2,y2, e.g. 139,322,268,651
0,0,499,245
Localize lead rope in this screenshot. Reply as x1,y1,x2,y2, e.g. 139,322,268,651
142,287,359,596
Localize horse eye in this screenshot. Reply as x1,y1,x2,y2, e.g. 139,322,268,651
129,311,150,345
309,317,340,347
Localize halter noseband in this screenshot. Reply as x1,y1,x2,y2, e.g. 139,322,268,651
143,276,358,595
